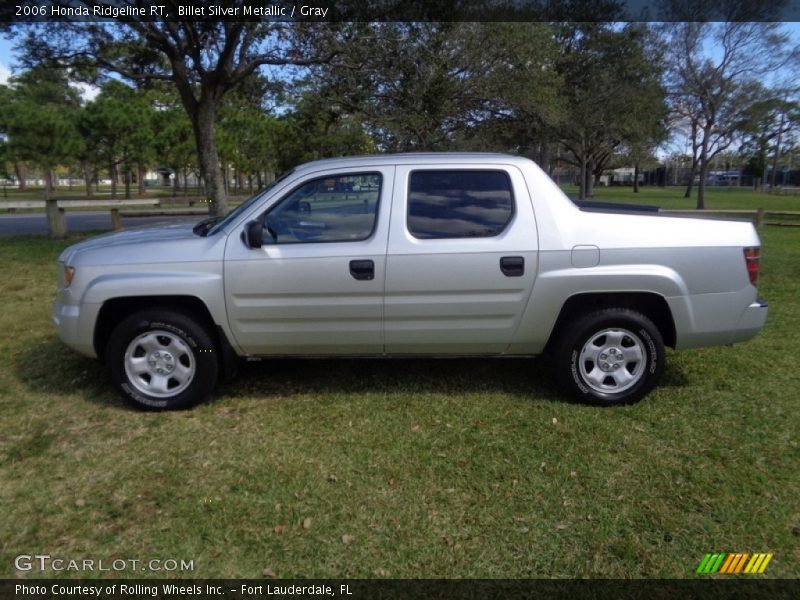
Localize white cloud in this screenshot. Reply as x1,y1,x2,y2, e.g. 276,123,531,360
0,62,99,103
70,81,100,102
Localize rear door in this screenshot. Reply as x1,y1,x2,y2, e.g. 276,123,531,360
384,164,538,354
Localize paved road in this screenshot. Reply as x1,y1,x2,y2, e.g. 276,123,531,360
0,211,201,236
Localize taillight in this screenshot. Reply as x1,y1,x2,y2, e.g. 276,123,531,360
743,247,760,286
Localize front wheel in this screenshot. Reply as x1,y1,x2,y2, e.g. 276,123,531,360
105,309,219,410
552,308,665,406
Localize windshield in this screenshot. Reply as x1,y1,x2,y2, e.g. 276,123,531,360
200,170,295,237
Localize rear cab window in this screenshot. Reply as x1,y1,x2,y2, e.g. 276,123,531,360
407,170,515,239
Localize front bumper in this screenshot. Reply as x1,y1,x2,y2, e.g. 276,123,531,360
730,299,768,344
52,295,100,358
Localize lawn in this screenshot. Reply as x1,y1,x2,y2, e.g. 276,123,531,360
560,184,800,212
0,227,798,579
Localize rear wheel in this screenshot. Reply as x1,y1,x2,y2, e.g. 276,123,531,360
552,308,664,406
105,309,219,410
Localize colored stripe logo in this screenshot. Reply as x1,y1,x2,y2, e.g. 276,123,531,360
696,553,773,574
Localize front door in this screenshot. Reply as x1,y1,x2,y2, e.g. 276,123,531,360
224,167,393,355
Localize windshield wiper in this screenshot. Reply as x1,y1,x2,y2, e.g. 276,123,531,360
192,216,222,237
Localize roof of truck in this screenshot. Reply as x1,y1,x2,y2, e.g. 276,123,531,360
295,152,533,173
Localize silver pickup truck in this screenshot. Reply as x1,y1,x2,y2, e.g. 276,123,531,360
53,153,767,409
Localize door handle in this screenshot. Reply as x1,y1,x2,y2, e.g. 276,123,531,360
349,259,375,281
500,256,525,277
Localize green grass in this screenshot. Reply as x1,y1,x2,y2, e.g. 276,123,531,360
0,229,798,579
560,184,800,212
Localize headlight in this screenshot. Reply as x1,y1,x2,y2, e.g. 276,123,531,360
64,264,75,287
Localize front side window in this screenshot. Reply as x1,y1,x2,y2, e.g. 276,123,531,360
262,173,381,244
407,170,514,239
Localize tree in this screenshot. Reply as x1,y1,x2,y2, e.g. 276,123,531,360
0,84,13,187
0,83,30,191
272,92,374,173
152,102,197,197
554,23,667,199
77,81,155,199
303,22,561,155
16,7,337,215
443,23,564,165
216,74,284,193
304,23,468,152
1,67,81,199
662,21,794,208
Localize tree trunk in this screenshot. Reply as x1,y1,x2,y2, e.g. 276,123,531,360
82,161,93,197
14,162,26,190
138,162,146,196
172,169,179,197
586,159,595,198
684,164,696,198
192,98,228,216
697,168,706,209
633,159,640,193
124,168,131,199
110,163,118,199
43,169,54,201
46,197,67,238
222,163,230,197
539,143,550,175
579,155,587,200
769,113,785,192
697,152,708,210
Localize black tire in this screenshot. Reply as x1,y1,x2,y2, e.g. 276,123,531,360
551,308,664,406
105,308,219,410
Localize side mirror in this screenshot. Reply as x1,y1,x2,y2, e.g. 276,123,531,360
243,220,263,249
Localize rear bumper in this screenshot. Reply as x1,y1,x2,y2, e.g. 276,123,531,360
669,291,768,349
730,298,768,344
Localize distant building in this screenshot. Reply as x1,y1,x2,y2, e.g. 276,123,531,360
599,168,644,186
706,170,741,186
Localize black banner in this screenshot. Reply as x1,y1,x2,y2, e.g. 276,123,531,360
2,580,800,600
1,0,798,23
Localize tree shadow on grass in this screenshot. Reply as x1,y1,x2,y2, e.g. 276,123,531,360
658,350,691,389
15,336,567,409
220,354,566,404
15,335,690,410
13,335,124,408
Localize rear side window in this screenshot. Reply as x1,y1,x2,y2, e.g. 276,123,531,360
407,170,514,239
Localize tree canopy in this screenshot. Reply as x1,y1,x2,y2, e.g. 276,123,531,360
2,17,797,214
15,9,338,214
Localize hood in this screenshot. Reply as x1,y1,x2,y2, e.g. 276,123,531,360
59,221,224,266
